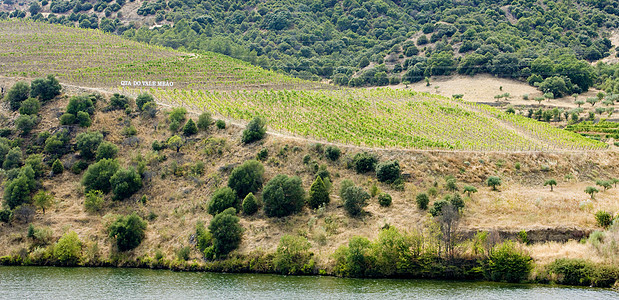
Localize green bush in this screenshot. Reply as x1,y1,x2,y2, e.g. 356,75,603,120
341,185,370,216
416,193,429,210
3,147,23,170
18,98,41,115
71,160,89,174
334,236,372,277
486,176,502,191
227,160,264,199
376,160,401,183
325,146,341,161
482,241,532,283
25,154,44,178
308,176,330,209
51,159,64,175
110,167,143,200
378,193,392,207
263,174,305,217
107,212,147,251
109,93,130,110
594,210,613,228
59,113,76,125
5,81,30,111
208,208,243,257
3,167,35,209
197,112,212,131
195,221,212,253
0,209,12,223
44,130,70,157
76,111,91,127
33,190,54,214
352,152,377,173
242,193,258,215
135,93,154,111
84,190,104,213
242,116,267,143
76,131,103,159
547,259,594,286
66,95,94,116
182,119,198,136
256,148,268,161
215,120,226,129
429,199,448,217
208,187,238,216
81,158,119,193
177,246,191,261
15,115,37,135
274,235,314,275
30,75,61,101
96,141,118,161
53,231,82,266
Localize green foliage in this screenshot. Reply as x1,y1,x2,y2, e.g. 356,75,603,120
482,241,532,283
59,113,76,125
0,209,12,223
325,146,341,161
166,135,183,152
463,185,478,197
352,152,377,173
227,160,264,199
486,176,502,191
30,75,61,101
66,95,94,116
594,210,613,229
197,112,212,131
76,111,91,127
208,208,243,257
341,185,370,216
416,193,429,210
242,192,258,215
376,160,401,183
195,221,212,253
5,81,30,111
51,158,64,175
168,107,187,127
263,174,305,218
308,176,329,209
81,158,119,193
107,212,147,252
585,186,599,199
334,236,372,277
242,116,267,143
3,147,22,170
96,141,118,161
33,190,53,214
429,199,448,217
544,179,557,191
44,129,70,157
84,190,104,213
256,148,268,161
76,131,103,159
215,120,226,129
135,93,154,111
53,231,82,266
15,114,37,135
25,154,43,177
18,98,41,115
3,167,35,209
377,193,392,207
208,187,238,216
109,93,130,110
545,259,619,287
182,119,198,136
274,235,314,275
110,167,142,200
445,176,458,192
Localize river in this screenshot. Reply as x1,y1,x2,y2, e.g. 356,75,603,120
0,266,616,299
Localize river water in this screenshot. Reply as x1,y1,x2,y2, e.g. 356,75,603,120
0,266,616,299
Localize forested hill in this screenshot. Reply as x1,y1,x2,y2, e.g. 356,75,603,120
2,0,619,93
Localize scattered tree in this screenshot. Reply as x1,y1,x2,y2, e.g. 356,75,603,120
51,158,64,175
81,158,119,193
341,184,370,216
167,135,183,152
544,179,557,191
463,185,477,197
263,174,305,217
378,192,392,207
53,231,82,266
30,75,61,101
197,112,213,131
182,119,198,136
96,141,118,161
19,98,41,115
486,176,502,191
33,190,54,214
242,192,258,215
135,93,154,111
208,207,243,257
110,167,142,200
107,212,147,251
5,81,30,111
585,186,599,199
208,187,238,215
376,160,401,183
242,116,267,143
308,176,330,209
416,193,429,210
75,131,103,159
227,160,264,199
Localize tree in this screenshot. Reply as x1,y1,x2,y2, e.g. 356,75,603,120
585,186,599,199
108,212,147,251
33,190,54,214
325,146,341,161
76,131,103,159
208,207,243,257
376,160,401,183
5,81,30,111
53,231,82,266
3,147,23,170
378,192,392,207
135,93,154,111
15,115,37,135
273,234,313,275
242,116,267,143
182,119,198,136
84,190,104,213
110,167,142,200
19,98,41,115
227,160,264,199
352,152,378,173
208,187,238,215
29,2,41,15
167,135,183,152
30,75,61,101
463,185,477,197
445,176,458,192
586,97,598,106
263,174,305,217
4,172,31,209
242,192,258,215
109,93,130,110
96,141,118,161
544,179,557,191
341,185,370,216
76,111,91,127
308,176,329,209
416,193,429,210
81,158,119,193
52,159,64,175
197,112,213,131
486,176,502,191
595,180,612,191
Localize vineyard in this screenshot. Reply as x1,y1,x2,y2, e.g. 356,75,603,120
0,20,320,90
146,87,606,151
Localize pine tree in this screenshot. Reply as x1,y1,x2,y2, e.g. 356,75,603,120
308,176,329,209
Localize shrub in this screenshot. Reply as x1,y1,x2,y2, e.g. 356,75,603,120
84,190,104,213
208,187,238,215
376,160,401,183
215,120,226,129
483,241,533,283
151,140,165,151
108,212,147,251
167,135,183,152
109,93,130,110
342,185,370,216
208,208,243,257
378,193,392,207
256,148,268,161
448,193,465,211
486,176,502,191
177,246,191,261
242,116,267,143
5,81,30,111
227,160,264,199
547,259,595,286
66,95,94,116
110,167,143,200
416,193,429,210
53,231,82,266
197,112,213,131
308,176,330,209
51,159,64,175
182,119,198,136
122,125,137,136
19,98,41,115
430,199,448,217
81,158,119,193
0,209,12,223
595,210,613,229
59,113,76,125
30,75,61,101
33,190,54,214
463,185,477,197
195,221,212,253
242,192,258,215
273,235,314,275
352,152,377,173
96,141,118,161
25,154,44,178
76,111,91,127
76,131,103,159
3,147,23,170
135,93,154,111
141,102,157,118
325,146,341,161
585,186,599,199
3,171,33,209
71,160,89,174
15,115,37,135
263,174,305,217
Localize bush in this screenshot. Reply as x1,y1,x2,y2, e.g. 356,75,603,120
135,93,154,111
256,148,268,161
378,193,392,207
3,170,34,209
107,212,147,251
242,192,258,215
325,146,341,161
195,221,212,253
208,187,238,215
76,131,103,159
352,152,377,173
84,190,104,213
76,111,91,127
33,190,54,214
242,116,267,143
376,160,401,183
263,174,305,217
197,112,213,131
18,98,41,115
30,75,61,101
416,193,429,210
273,235,314,275
430,199,448,217
53,231,82,266
208,208,243,257
547,259,595,286
216,120,226,129
595,210,613,229
110,167,143,200
81,158,119,193
15,115,37,135
227,160,264,199
182,119,198,136
25,154,44,178
3,147,23,170
66,95,94,116
141,101,157,118
342,185,370,216
486,176,502,191
0,209,12,223
96,141,118,161
482,241,532,283
59,113,76,125
308,176,330,209
51,159,64,175
71,160,88,174
109,93,130,110
5,81,30,111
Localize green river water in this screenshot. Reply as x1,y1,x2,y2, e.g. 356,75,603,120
0,266,617,299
